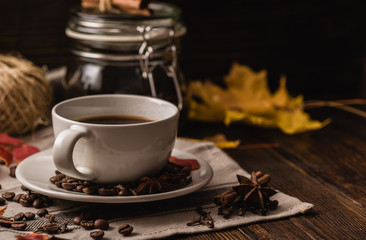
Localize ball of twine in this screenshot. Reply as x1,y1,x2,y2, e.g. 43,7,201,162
0,54,52,135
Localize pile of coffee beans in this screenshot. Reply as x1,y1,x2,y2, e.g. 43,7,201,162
50,162,193,196
0,184,55,232
1,185,53,209
1,166,138,239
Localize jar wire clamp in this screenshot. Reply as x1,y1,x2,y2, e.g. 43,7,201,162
138,25,183,110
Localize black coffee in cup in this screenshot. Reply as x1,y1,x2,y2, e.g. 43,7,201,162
76,115,153,125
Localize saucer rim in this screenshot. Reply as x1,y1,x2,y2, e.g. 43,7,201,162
15,148,213,203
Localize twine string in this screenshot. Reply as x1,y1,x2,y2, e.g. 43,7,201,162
0,54,52,135
304,99,366,118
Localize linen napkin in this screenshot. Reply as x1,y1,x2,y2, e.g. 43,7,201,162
0,127,313,239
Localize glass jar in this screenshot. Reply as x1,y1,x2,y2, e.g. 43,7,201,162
63,3,186,109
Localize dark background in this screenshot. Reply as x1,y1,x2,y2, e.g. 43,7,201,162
1,0,365,100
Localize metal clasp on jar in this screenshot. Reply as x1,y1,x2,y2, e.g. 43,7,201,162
137,25,183,110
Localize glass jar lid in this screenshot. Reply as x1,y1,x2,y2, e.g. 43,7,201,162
66,2,186,43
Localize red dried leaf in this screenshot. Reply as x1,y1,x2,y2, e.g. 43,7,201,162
0,206,7,216
0,133,23,147
169,156,200,170
15,233,49,240
13,144,40,163
0,145,13,166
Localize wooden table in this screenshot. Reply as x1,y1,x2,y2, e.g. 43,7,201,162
2,99,365,239
175,105,366,239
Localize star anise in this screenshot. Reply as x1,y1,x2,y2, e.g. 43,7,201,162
214,171,278,218
135,176,166,195
233,172,278,215
135,165,193,195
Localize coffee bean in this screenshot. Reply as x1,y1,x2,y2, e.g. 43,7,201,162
118,224,133,236
116,185,130,196
19,196,32,207
11,221,27,230
33,198,44,209
82,186,97,195
24,212,35,220
72,216,83,225
55,181,63,188
0,184,2,189
13,212,24,221
76,185,84,192
50,176,62,183
56,173,66,179
13,194,22,202
61,182,75,190
40,223,59,234
90,230,104,240
37,208,48,217
49,176,61,183
66,178,79,183
80,220,95,230
0,197,6,205
28,193,38,202
94,219,109,230
98,187,117,196
2,192,15,200
21,185,29,191
9,166,16,178
82,181,93,186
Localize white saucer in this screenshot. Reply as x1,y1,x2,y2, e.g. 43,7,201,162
16,148,213,203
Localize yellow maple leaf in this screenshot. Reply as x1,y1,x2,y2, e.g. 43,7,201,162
187,62,330,134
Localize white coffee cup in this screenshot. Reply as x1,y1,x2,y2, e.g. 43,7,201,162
51,94,179,183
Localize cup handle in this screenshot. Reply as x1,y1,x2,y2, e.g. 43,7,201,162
53,125,95,180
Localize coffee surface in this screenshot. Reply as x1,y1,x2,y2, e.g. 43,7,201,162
76,115,153,125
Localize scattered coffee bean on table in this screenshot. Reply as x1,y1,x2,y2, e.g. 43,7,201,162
24,212,35,220
73,216,83,225
80,220,95,230
90,230,104,240
32,198,44,208
13,194,22,202
118,224,133,236
37,208,48,217
13,212,24,221
94,219,109,230
2,192,15,200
